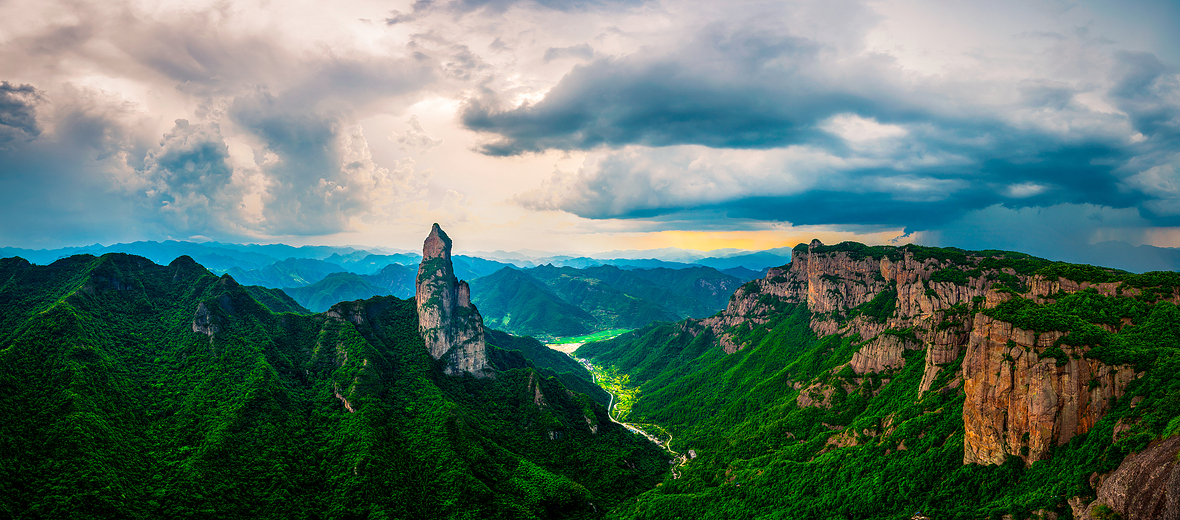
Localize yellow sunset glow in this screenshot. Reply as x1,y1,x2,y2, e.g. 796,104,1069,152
615,228,914,253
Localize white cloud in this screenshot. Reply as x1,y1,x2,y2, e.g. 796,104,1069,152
821,113,907,142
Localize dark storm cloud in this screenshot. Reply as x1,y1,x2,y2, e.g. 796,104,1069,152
1109,51,1180,143
140,119,241,234
497,23,1180,235
462,29,909,155
519,137,1138,232
228,89,412,236
712,145,1139,229
0,82,43,144
0,84,149,247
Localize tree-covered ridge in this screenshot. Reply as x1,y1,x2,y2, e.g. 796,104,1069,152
578,241,1180,520
281,271,388,312
471,268,599,338
0,253,666,519
471,264,742,341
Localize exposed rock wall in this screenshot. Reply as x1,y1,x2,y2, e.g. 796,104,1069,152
1071,435,1180,520
701,239,1148,467
416,224,490,377
962,314,1137,465
849,333,922,375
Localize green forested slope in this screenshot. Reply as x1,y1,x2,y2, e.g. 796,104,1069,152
0,254,665,519
471,265,742,340
526,266,690,327
243,285,312,314
471,268,599,338
226,256,345,287
577,243,1180,520
486,329,610,406
281,271,388,312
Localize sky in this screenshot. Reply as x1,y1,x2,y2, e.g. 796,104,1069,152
1,0,1179,261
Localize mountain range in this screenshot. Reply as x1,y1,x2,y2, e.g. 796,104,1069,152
0,230,664,519
469,265,743,340
577,240,1180,519
3,233,1180,519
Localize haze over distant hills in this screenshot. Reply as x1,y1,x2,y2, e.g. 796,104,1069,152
0,240,796,319
6,239,1180,277
7,237,1180,323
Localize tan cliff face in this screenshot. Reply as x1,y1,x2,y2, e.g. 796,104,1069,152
701,239,1150,466
962,313,1137,465
416,223,490,377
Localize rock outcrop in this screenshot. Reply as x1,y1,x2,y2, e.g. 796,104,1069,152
1070,435,1180,520
698,239,1155,467
416,224,490,377
962,313,1137,465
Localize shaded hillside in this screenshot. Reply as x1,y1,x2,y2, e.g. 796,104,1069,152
227,257,345,287
529,265,708,323
471,265,742,340
486,329,610,406
453,255,517,281
242,285,311,314
325,252,420,274
470,268,599,339
281,272,389,312
578,240,1180,520
362,262,417,297
0,253,666,519
277,264,418,313
623,266,742,312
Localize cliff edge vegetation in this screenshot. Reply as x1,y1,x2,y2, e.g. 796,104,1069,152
578,240,1180,520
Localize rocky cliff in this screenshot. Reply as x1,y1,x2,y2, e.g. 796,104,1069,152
699,240,1170,466
416,223,490,377
1070,435,1180,520
962,313,1137,465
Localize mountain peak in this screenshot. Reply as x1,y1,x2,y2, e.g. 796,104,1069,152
423,223,452,261
415,224,490,377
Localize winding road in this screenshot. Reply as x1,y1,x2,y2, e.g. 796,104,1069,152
578,356,689,479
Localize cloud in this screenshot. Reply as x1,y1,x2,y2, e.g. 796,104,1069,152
462,23,1150,158
512,130,1140,230
386,0,647,23
1108,51,1180,143
229,89,427,236
0,82,43,145
543,44,594,62
0,84,150,247
919,203,1152,262
462,29,850,155
138,119,242,234
390,115,444,154
487,20,1180,239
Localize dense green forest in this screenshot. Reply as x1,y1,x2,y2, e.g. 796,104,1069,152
471,265,741,341
6,242,1179,520
576,242,1180,520
281,272,392,312
0,253,666,519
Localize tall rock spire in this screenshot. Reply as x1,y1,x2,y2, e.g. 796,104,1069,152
416,223,490,377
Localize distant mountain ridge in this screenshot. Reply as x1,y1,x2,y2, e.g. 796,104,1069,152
10,239,1180,277
469,264,743,340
